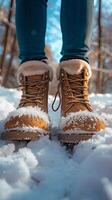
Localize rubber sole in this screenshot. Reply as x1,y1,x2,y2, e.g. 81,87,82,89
58,132,95,144
1,130,49,141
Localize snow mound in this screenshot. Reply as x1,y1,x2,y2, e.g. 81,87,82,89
0,87,112,200
4,106,51,134
5,106,50,124
60,110,106,132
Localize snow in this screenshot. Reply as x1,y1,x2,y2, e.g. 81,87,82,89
6,127,48,135
5,106,50,124
0,87,112,200
60,110,106,133
5,105,51,135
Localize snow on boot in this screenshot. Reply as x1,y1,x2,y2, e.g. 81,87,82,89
2,61,53,141
55,59,106,145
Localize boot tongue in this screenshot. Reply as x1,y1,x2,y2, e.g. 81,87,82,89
27,74,44,81
25,73,48,98
61,68,91,116
68,70,84,91
67,70,88,113
17,61,52,111
19,72,49,110
61,60,89,103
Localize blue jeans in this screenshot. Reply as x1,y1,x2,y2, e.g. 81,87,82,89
16,0,94,63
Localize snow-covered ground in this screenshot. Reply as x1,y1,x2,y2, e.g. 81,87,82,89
0,87,112,200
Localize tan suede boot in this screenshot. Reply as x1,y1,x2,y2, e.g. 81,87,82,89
2,61,53,141
55,59,106,145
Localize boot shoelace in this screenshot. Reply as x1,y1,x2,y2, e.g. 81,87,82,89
18,78,48,108
52,72,93,113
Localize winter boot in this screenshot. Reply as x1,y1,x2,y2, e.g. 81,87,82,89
2,60,53,141
55,59,106,145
